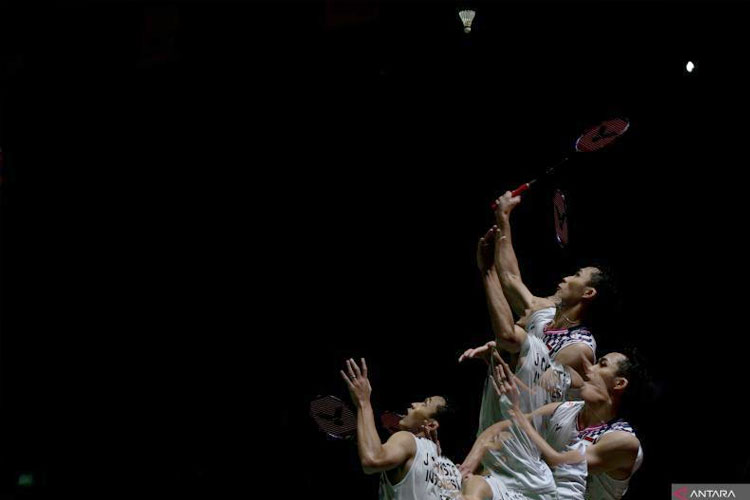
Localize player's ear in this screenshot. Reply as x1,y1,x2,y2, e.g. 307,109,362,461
614,376,629,392
425,419,439,432
582,286,597,301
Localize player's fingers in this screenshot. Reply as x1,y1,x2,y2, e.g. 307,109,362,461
346,359,357,380
498,356,515,386
350,358,362,378
489,372,502,396
498,372,509,395
492,349,502,363
341,370,354,388
361,358,368,378
496,353,511,374
504,364,515,388
496,364,506,382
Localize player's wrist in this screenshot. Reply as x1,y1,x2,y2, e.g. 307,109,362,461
357,397,372,408
495,214,511,228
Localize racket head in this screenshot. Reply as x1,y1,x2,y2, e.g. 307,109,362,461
310,395,357,440
553,189,569,248
575,118,630,152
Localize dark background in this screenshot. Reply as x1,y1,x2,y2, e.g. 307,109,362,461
1,1,749,498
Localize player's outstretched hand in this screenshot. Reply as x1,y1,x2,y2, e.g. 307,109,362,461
494,191,521,222
489,355,521,410
341,358,372,408
458,341,496,364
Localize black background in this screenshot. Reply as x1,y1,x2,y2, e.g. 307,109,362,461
1,1,749,498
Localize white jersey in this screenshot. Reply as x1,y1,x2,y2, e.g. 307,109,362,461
580,423,643,500
543,402,643,500
525,307,557,341
478,334,553,435
481,396,558,497
543,402,588,500
527,307,597,361
379,434,461,500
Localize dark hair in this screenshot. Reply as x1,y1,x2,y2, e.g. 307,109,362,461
432,396,456,426
614,347,652,424
584,264,620,331
431,396,458,456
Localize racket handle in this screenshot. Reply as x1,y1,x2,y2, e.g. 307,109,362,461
511,183,531,197
490,183,530,210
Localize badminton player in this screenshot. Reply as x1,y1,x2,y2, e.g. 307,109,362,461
463,353,643,500
340,358,462,500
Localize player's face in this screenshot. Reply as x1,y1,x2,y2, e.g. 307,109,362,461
554,267,599,305
581,352,628,400
399,395,446,431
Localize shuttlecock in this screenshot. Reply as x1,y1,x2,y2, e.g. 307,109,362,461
459,10,475,33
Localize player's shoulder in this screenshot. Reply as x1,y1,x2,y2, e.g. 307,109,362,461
529,299,557,314
389,430,416,444
556,341,595,358
596,429,641,452
385,432,419,459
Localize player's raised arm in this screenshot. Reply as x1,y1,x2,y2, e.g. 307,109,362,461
493,191,556,317
458,421,514,479
341,358,416,475
478,228,526,353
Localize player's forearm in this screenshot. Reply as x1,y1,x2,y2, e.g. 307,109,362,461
516,418,582,468
483,272,520,352
494,215,522,277
463,420,513,473
355,402,387,473
493,219,530,316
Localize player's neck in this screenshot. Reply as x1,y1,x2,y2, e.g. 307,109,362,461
580,398,616,429
553,303,583,329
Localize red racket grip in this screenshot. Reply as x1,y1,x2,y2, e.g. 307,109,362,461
490,183,530,210
511,183,531,197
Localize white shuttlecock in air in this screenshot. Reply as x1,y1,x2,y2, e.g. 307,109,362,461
459,10,476,33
